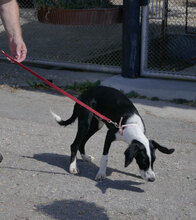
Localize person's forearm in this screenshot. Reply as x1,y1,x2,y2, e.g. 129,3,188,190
0,0,22,39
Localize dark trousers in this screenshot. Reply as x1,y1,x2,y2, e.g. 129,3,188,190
0,153,3,163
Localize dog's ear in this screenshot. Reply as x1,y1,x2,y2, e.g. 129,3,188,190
150,140,175,154
124,141,142,167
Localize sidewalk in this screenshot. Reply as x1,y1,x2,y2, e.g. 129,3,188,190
102,75,196,101
0,62,196,102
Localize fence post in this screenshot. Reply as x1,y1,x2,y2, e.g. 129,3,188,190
122,0,140,78
140,2,149,76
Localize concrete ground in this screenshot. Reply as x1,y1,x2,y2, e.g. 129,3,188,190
0,63,196,220
0,62,195,101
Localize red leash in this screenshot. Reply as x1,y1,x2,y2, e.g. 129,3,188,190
0,50,117,126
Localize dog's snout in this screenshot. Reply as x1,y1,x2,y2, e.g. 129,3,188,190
140,169,155,182
148,177,155,182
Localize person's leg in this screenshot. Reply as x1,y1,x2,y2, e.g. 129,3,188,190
0,153,3,163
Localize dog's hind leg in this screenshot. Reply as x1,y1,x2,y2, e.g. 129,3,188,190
69,111,94,174
79,118,104,162
95,130,116,180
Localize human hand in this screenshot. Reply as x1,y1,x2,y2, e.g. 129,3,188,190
9,36,27,62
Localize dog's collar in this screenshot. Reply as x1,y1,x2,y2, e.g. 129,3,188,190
118,117,137,135
96,115,137,135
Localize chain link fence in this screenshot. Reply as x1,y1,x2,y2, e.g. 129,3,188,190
1,1,195,78
0,0,123,72
141,0,196,79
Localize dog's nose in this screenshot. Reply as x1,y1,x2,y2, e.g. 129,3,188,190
148,177,155,182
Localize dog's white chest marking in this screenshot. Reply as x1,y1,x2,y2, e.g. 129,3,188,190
115,114,146,144
126,114,145,133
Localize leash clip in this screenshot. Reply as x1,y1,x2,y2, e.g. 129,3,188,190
109,117,131,136
109,117,123,131
108,120,119,128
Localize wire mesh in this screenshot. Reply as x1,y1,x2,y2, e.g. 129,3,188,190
1,1,195,78
0,0,123,69
146,0,196,77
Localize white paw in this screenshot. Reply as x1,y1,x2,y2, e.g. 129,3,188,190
81,154,95,162
95,171,106,181
69,166,79,174
69,159,79,174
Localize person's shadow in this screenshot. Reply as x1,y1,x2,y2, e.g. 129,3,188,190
36,199,109,220
23,153,144,193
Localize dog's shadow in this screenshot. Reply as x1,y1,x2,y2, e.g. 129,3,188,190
25,153,144,193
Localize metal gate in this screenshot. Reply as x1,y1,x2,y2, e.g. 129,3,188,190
141,0,196,80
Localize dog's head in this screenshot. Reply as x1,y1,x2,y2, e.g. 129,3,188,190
124,139,175,182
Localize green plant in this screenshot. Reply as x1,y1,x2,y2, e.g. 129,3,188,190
65,80,101,92
126,91,147,99
27,79,50,89
33,0,116,9
151,97,160,101
171,98,190,105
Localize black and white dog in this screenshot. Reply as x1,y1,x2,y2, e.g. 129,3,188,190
51,86,174,182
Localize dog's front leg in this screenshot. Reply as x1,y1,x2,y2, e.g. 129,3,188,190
95,154,108,180
95,130,115,180
69,158,79,174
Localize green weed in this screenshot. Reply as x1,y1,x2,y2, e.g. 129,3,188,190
65,80,101,92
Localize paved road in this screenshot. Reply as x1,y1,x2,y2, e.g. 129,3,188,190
0,86,195,220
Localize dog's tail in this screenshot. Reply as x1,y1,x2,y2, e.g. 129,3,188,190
50,107,77,127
